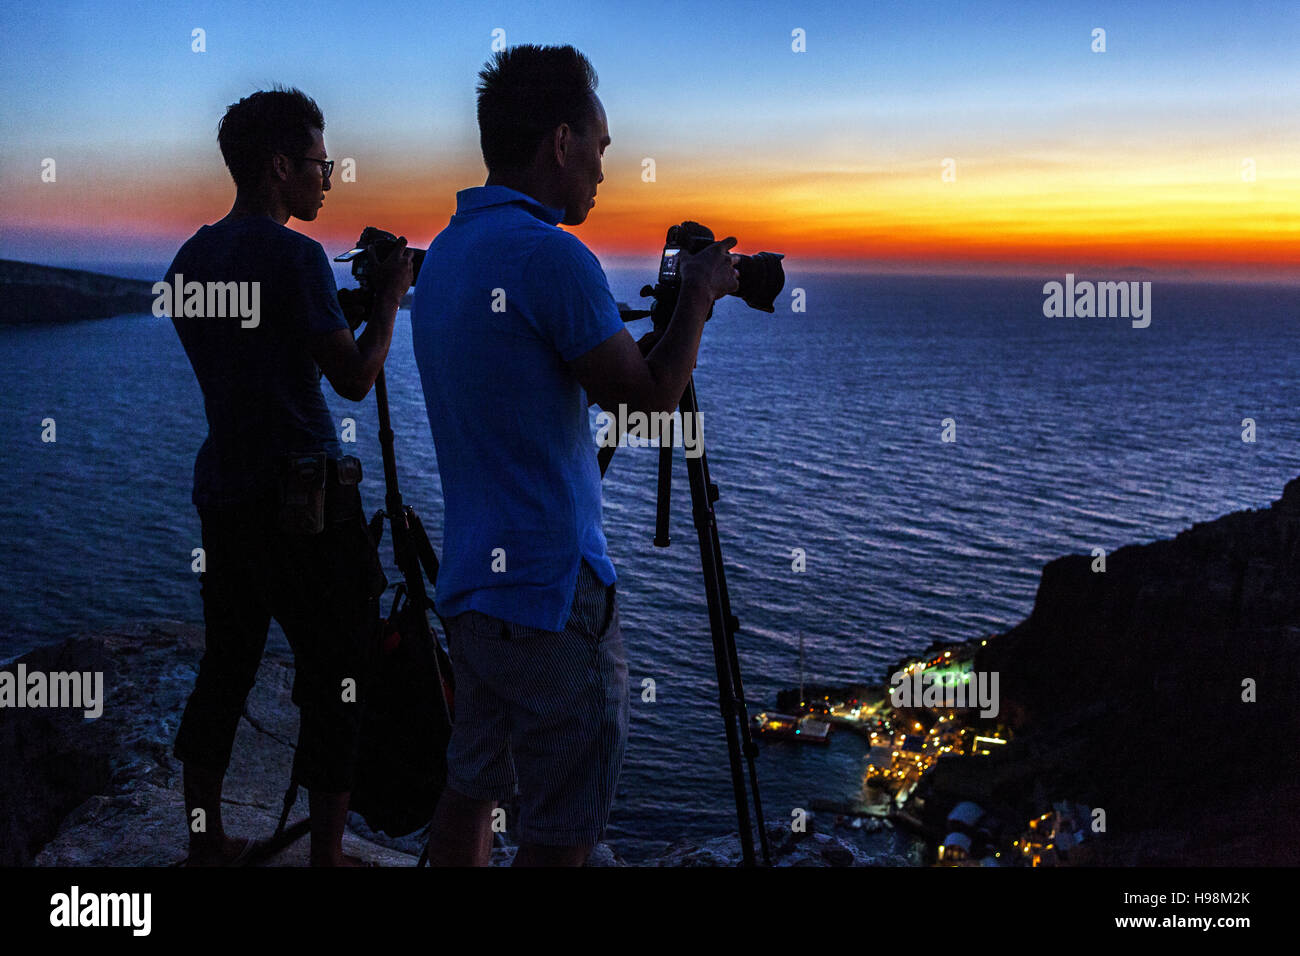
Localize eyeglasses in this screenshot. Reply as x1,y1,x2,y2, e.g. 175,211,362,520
297,156,334,179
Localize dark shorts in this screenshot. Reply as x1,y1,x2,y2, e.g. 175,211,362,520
174,480,385,793
444,561,628,846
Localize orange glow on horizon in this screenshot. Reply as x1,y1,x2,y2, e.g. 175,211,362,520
5,150,1297,281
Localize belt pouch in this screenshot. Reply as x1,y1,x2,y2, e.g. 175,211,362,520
277,453,327,534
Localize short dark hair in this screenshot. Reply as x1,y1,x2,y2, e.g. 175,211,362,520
476,45,598,172
217,86,324,190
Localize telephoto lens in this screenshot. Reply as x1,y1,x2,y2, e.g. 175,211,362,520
734,250,785,313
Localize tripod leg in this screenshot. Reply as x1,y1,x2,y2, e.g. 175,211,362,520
678,378,766,866
654,415,675,547
694,426,772,864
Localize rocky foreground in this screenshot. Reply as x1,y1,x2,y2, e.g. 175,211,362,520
1,622,870,867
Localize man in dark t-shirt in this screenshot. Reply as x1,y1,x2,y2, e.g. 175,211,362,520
167,87,412,866
170,217,352,507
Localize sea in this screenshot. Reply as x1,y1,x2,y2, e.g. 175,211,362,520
2,267,1298,862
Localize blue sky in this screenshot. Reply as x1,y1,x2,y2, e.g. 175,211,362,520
2,0,1296,279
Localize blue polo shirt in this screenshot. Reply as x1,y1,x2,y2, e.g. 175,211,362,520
410,185,623,630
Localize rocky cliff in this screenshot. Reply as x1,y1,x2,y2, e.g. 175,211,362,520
916,476,1300,864
1,622,419,867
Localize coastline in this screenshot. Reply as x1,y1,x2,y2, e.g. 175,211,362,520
764,475,1300,866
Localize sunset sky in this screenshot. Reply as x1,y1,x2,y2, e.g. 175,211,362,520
1,0,1296,281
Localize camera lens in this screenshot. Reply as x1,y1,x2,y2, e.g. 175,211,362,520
735,252,785,313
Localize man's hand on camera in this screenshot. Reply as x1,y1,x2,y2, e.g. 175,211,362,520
337,287,370,331
371,237,415,309
679,237,740,302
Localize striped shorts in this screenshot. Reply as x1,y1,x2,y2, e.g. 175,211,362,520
443,561,628,846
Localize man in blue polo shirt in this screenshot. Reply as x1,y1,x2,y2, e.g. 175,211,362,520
411,44,739,866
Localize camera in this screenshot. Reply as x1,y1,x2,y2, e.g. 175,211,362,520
336,227,426,287
334,227,426,330
657,222,785,313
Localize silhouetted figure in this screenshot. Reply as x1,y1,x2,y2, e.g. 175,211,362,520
167,87,412,866
411,46,738,866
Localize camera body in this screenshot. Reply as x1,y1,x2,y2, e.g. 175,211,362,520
657,221,714,288
332,227,423,329
334,228,426,328
656,221,785,313
336,227,426,287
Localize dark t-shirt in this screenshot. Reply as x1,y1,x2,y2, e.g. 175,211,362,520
166,216,347,508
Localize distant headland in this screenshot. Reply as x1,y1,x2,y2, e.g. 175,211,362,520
0,259,156,325
0,259,416,324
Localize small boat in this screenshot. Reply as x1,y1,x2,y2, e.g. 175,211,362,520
753,632,832,744
753,712,831,744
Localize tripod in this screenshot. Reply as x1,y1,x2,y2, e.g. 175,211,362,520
598,371,771,867
268,367,453,860
370,367,452,737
